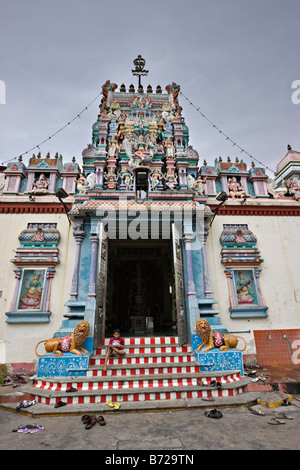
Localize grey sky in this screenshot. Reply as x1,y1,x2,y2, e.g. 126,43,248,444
1,0,299,176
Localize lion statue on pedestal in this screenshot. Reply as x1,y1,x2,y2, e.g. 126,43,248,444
35,321,90,357
195,318,246,353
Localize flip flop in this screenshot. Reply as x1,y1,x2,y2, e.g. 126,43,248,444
54,400,67,408
66,386,78,393
204,409,223,419
16,401,25,410
17,427,30,433
97,416,106,426
106,401,115,408
247,406,265,416
268,417,285,425
12,425,27,432
30,426,44,433
22,400,36,408
275,412,293,420
114,403,120,410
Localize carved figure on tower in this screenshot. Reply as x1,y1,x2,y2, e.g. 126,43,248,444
166,82,180,110
32,173,49,194
163,168,178,190
102,80,118,108
150,169,162,190
227,176,247,198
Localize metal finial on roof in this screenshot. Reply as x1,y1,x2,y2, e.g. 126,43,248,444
132,55,149,90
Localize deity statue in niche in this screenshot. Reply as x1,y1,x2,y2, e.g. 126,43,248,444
108,140,118,158
150,169,162,190
18,271,44,309
227,176,247,198
118,168,133,190
157,119,166,142
32,173,49,194
164,136,174,158
164,168,178,190
104,168,118,189
235,271,255,305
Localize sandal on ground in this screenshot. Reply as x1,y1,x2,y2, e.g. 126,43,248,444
29,426,44,433
3,378,14,386
85,415,97,429
201,397,215,402
204,409,223,419
268,417,285,425
282,398,292,406
114,402,120,410
210,380,216,387
97,416,106,426
66,386,77,392
81,415,91,424
247,406,265,416
17,427,30,433
275,412,293,420
12,424,28,432
16,401,25,410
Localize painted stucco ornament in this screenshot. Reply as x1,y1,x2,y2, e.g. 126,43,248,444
35,321,90,357
74,172,96,193
195,318,246,353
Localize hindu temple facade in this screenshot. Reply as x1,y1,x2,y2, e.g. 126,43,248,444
1,58,300,375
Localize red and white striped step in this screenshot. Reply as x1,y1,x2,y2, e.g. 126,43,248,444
34,371,242,392
31,336,248,407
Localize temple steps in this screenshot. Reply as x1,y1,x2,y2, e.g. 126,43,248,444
22,336,249,410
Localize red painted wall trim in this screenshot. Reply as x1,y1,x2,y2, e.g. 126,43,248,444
209,204,300,216
0,202,72,214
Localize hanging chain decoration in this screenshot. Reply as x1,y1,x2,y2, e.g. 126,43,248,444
1,91,102,166
180,90,276,174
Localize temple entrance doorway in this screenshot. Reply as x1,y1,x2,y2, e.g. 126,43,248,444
105,240,177,337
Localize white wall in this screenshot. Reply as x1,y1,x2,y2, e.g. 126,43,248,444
206,214,300,354
0,212,76,364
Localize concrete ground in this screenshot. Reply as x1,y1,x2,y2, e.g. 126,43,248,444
1,397,300,452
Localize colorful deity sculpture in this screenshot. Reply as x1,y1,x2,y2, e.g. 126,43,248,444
164,168,178,190
118,168,133,190
32,173,49,194
150,169,162,190
105,168,118,189
228,177,247,198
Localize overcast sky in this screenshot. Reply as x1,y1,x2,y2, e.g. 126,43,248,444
1,0,300,176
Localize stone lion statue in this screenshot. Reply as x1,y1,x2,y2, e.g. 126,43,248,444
195,318,246,353
35,321,90,357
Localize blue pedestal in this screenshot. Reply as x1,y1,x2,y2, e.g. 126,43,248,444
192,334,244,375
37,352,90,378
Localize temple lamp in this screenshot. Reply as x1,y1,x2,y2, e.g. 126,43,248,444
209,191,228,225
55,188,71,224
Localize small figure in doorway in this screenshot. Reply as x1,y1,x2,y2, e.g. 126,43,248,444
103,329,126,372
